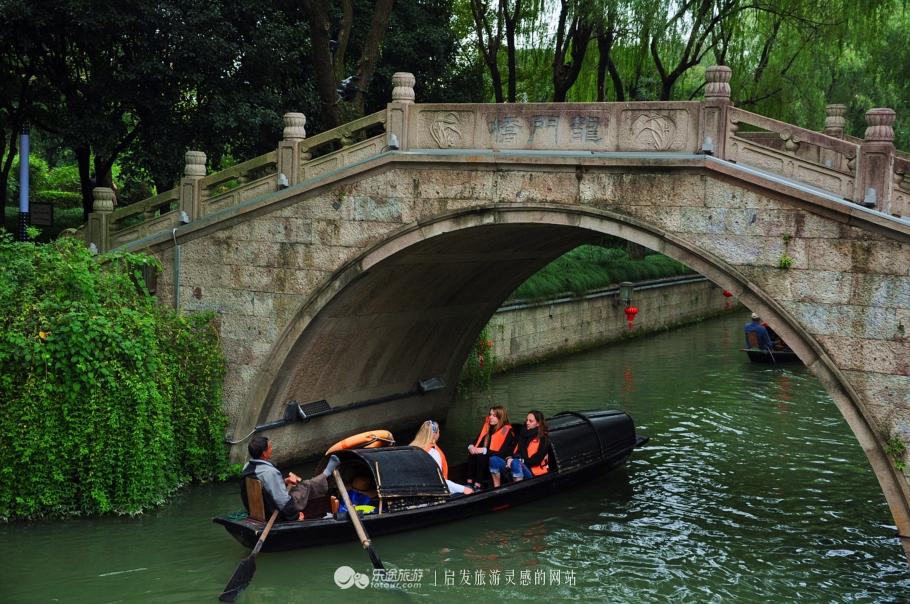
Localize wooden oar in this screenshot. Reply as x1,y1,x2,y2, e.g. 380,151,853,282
333,469,384,570
218,509,279,602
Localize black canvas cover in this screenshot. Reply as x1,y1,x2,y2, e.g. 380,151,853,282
343,446,450,498
548,410,636,471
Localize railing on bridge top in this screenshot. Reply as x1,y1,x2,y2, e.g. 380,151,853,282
84,67,908,252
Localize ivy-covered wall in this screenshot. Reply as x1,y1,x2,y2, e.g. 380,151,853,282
0,232,229,520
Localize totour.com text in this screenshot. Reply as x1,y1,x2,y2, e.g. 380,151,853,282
334,565,579,590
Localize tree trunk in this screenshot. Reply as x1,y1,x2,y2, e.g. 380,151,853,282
504,0,521,103
352,0,396,117
553,15,593,102
0,132,16,231
471,0,505,103
333,0,354,83
76,146,94,220
303,0,342,128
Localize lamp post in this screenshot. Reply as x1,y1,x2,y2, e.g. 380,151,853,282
619,282,634,306
17,124,30,241
619,282,638,330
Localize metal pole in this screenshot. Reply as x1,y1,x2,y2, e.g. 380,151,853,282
17,125,30,241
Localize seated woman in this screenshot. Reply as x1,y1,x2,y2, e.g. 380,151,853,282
468,405,516,489
505,410,550,481
410,420,474,495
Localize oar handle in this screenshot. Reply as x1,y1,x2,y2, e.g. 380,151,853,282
333,469,371,548
251,509,279,556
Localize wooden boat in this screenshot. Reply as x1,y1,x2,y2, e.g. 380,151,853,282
743,325,801,364
214,410,648,552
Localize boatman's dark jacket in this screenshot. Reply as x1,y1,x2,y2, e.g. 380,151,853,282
744,322,774,350
241,459,328,520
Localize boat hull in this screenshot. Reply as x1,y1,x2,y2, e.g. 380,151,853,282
744,348,800,364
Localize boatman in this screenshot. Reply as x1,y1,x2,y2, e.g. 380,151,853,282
744,312,774,351
241,435,340,520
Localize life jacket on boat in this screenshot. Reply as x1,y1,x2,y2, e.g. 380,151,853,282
474,421,513,451
428,444,449,479
515,431,550,477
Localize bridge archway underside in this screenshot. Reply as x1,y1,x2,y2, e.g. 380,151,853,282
140,152,910,546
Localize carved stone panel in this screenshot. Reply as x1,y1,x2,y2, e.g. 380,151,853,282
417,111,475,148
794,165,849,196
619,109,692,151
480,110,610,150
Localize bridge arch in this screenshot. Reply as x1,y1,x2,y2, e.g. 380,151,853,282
244,202,910,541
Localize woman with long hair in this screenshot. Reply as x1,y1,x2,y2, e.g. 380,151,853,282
410,420,474,495
505,410,550,481
468,405,516,489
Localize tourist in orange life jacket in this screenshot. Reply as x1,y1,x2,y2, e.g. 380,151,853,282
468,405,517,489
410,420,474,495
505,410,550,481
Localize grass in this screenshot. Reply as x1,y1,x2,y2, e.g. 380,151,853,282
508,245,694,302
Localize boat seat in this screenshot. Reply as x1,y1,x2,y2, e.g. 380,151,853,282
244,477,267,522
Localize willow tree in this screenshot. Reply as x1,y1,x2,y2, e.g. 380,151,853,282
464,0,899,113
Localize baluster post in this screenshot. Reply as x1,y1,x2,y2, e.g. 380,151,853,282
279,112,307,186
824,104,847,138
700,65,733,159
818,104,848,172
180,150,206,220
386,72,415,152
86,187,114,252
859,108,896,211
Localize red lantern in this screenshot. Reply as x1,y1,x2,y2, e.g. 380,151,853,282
722,289,733,309
624,306,638,330
722,290,733,298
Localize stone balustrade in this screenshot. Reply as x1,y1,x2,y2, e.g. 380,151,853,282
84,67,907,252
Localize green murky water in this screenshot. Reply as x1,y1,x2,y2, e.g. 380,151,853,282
3,312,908,603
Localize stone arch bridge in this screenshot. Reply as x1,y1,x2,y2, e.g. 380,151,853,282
84,68,910,552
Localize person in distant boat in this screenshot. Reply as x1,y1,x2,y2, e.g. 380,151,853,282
410,420,474,495
468,405,517,489
241,435,340,520
744,312,774,351
505,410,550,481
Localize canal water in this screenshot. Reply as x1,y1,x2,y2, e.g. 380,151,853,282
3,312,909,603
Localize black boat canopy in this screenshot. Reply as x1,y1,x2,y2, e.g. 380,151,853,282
548,410,637,472
335,446,450,499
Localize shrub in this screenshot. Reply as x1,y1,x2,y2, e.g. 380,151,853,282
0,232,228,519
34,190,82,209
507,245,694,302
45,164,81,193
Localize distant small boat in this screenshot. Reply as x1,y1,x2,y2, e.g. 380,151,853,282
214,410,648,552
743,324,801,364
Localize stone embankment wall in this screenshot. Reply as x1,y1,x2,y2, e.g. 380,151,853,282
488,276,734,371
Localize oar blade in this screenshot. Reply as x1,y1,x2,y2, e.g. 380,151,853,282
219,557,256,602
367,545,385,570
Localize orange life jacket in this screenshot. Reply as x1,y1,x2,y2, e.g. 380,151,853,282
429,444,449,479
474,421,513,451
525,436,549,476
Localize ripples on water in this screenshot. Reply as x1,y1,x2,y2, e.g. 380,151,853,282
2,313,908,603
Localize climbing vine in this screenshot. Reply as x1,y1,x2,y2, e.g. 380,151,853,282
459,327,496,393
0,232,229,519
